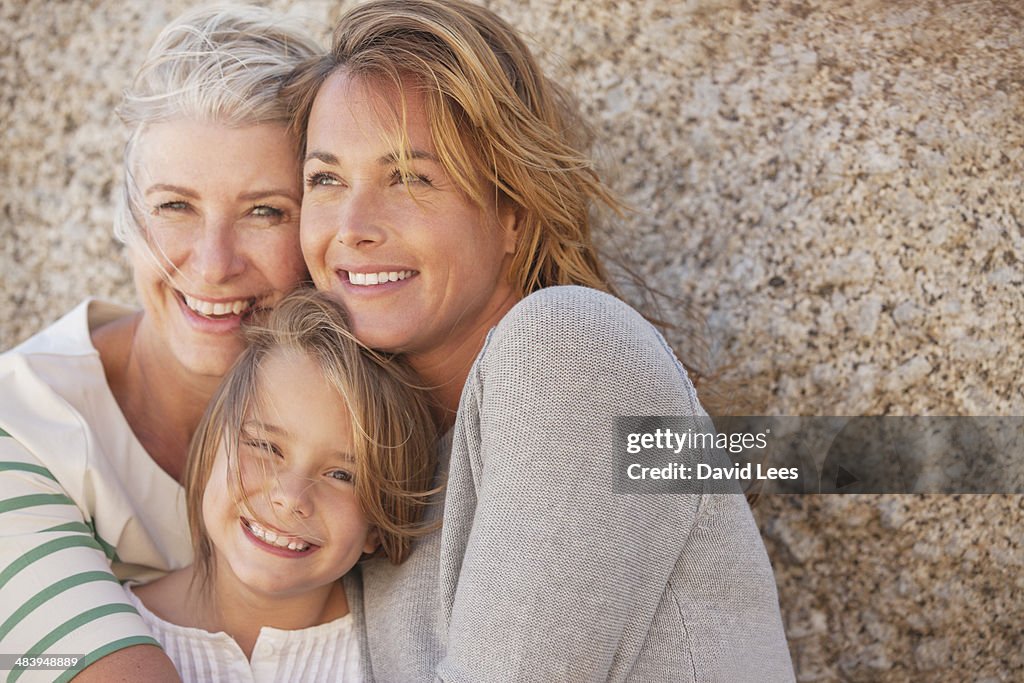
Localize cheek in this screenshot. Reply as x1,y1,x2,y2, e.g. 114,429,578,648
335,499,372,542
201,482,224,533
300,211,331,268
129,241,168,285
142,223,194,265
203,454,244,526
236,456,269,498
250,233,307,289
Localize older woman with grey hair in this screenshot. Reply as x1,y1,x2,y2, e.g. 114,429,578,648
0,7,319,681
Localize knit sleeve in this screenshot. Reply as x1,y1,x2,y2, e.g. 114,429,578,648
0,432,161,683
437,286,719,681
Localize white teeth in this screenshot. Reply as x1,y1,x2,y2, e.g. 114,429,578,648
348,270,414,286
246,520,310,552
183,294,253,318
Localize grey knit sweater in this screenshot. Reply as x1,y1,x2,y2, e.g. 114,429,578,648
348,286,795,682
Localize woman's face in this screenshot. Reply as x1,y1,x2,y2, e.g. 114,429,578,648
131,120,306,378
202,349,377,599
301,72,520,371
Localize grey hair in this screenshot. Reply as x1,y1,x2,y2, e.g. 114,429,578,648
114,4,322,249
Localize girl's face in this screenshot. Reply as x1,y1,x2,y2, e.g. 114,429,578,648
300,71,521,371
131,120,307,379
202,349,377,599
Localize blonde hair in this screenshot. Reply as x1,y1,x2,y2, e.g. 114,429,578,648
285,0,622,298
285,0,726,411
115,4,322,250
185,288,438,588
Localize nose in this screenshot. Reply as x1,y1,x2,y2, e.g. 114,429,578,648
192,213,246,284
333,186,387,249
269,470,314,519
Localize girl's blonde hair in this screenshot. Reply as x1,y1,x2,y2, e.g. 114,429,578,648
185,289,438,587
115,4,322,251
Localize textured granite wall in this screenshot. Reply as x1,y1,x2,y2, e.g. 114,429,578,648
3,0,1021,680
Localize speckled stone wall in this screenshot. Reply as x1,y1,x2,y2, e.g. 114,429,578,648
3,0,1022,680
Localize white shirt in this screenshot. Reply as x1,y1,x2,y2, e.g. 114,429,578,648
0,300,192,683
125,586,362,682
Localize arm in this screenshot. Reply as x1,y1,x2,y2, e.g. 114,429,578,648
0,435,181,683
437,287,716,681
72,646,179,682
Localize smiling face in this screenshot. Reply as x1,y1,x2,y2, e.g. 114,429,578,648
300,71,521,381
202,349,377,599
130,120,307,379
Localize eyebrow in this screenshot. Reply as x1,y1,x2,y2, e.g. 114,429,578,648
242,420,288,438
145,185,299,204
238,189,301,204
145,183,199,198
303,149,441,166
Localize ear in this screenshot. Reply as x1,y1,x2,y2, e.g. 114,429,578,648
496,201,523,255
362,527,381,555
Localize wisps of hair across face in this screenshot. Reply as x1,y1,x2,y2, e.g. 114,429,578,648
184,289,438,589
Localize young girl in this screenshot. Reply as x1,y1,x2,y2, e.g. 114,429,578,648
127,289,437,681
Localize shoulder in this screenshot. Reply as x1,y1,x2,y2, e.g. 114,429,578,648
5,298,135,358
484,285,666,360
470,286,700,413
0,300,129,480
1,300,107,423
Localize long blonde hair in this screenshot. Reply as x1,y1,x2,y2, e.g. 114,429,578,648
284,0,731,410
285,0,622,298
185,289,438,588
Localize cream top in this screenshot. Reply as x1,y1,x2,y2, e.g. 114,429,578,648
124,586,362,683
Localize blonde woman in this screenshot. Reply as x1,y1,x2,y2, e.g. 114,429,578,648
0,7,319,681
288,0,795,680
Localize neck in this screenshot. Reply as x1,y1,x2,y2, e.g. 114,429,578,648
95,313,221,482
408,290,521,426
196,563,348,659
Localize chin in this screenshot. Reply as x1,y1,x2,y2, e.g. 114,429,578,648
346,318,416,355
176,344,244,379
242,574,314,599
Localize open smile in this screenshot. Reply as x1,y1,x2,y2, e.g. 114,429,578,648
241,518,319,557
180,292,257,319
344,269,418,287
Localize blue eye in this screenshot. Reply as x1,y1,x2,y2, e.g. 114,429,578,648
305,172,340,188
243,439,281,457
154,201,189,213
328,469,354,483
251,205,284,218
389,169,433,187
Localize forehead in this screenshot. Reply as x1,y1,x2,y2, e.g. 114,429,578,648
134,119,301,183
248,349,352,444
307,70,433,150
